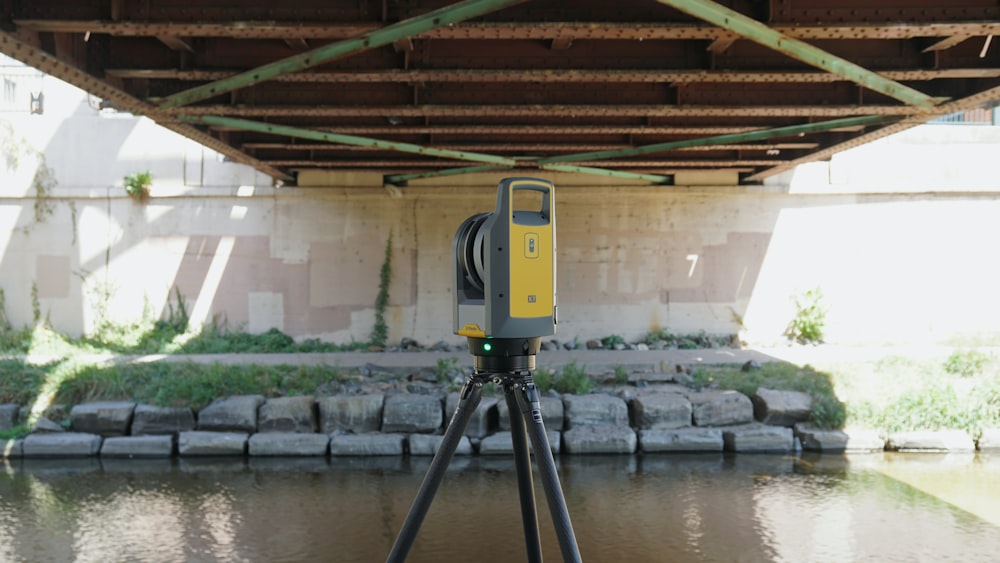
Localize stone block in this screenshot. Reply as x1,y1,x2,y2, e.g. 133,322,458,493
197,395,265,432
131,404,196,436
178,431,248,456
381,394,442,433
248,432,329,456
844,429,886,452
408,433,474,456
723,425,794,453
478,430,561,456
689,391,754,427
563,394,629,429
497,396,564,432
445,394,498,438
19,404,68,425
317,394,384,434
31,417,64,433
22,432,103,457
1,439,22,458
69,401,136,437
630,393,692,430
886,430,975,452
562,425,636,454
752,388,813,427
639,428,723,452
257,396,317,433
101,435,174,458
329,433,405,456
0,404,19,431
794,423,848,452
978,428,1000,450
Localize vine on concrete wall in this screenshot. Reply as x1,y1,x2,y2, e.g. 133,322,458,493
0,288,11,333
370,232,393,349
31,157,56,225
30,282,41,325
2,120,58,233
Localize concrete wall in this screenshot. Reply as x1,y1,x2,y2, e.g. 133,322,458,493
1,75,999,347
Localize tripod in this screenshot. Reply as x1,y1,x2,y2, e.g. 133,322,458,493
386,339,582,562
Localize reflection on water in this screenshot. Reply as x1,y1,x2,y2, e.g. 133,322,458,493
2,453,1000,562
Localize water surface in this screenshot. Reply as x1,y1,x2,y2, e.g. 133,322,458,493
2,453,999,562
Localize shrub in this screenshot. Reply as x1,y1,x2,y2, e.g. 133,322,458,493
785,287,827,344
943,349,991,377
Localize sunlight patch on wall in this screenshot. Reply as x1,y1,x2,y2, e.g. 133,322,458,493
186,235,235,330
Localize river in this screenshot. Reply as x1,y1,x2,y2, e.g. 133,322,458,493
2,453,999,562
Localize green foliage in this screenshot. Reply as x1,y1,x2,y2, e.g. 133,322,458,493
552,361,594,395
163,286,190,333
31,157,57,224
370,233,392,348
601,334,626,349
879,384,974,433
0,359,347,411
30,282,41,324
0,288,11,333
0,423,29,440
532,368,555,393
692,362,846,429
642,328,674,345
785,287,827,344
639,328,735,349
943,349,991,377
613,365,629,385
123,171,152,200
435,357,459,383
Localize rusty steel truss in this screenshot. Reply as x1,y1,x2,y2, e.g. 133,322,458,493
1,0,998,186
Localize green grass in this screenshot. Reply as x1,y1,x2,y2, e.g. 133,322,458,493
0,359,347,417
692,352,1000,434
692,363,846,429
532,362,594,395
0,321,367,357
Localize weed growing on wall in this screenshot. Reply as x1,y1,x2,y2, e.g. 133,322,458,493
370,232,392,349
123,171,152,201
30,282,41,324
0,288,10,333
1,121,58,232
31,157,56,225
785,287,827,344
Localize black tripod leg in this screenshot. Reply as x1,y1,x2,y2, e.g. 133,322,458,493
386,377,484,563
504,382,542,563
514,378,583,563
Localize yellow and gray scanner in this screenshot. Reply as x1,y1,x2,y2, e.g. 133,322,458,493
453,177,557,344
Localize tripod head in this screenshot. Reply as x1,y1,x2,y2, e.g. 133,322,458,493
466,336,541,374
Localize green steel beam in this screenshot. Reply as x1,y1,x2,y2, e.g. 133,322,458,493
539,164,672,184
159,0,528,109
384,166,511,185
178,114,518,166
538,115,896,165
183,114,675,185
385,163,673,185
654,0,941,109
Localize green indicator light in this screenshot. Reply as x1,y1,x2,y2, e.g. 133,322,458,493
483,342,493,352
